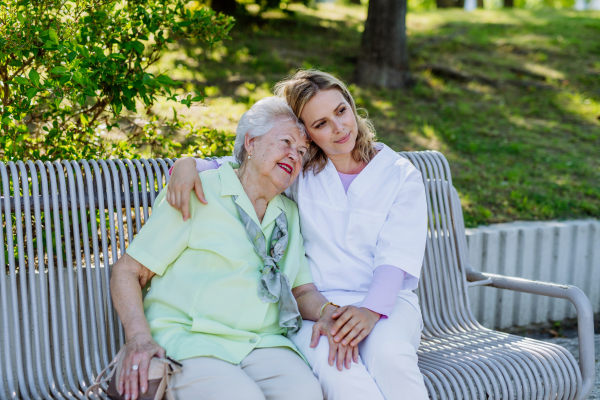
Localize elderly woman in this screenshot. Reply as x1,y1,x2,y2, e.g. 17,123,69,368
110,97,326,400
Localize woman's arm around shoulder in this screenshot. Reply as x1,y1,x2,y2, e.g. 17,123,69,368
167,156,236,220
167,157,208,221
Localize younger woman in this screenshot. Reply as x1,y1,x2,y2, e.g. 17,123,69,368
166,70,428,400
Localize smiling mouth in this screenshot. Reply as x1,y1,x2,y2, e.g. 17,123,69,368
277,163,293,174
335,133,351,144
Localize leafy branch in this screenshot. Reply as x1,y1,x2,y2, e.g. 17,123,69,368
0,0,235,162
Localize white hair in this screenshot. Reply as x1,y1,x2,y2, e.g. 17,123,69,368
234,97,306,165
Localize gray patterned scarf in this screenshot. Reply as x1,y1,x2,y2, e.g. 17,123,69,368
232,196,302,335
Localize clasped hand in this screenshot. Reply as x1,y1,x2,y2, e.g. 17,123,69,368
310,305,381,371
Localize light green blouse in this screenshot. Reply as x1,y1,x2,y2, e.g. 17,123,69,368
126,162,313,364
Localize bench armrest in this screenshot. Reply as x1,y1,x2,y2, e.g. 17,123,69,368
466,271,596,400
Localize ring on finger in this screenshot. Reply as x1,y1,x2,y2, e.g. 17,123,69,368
132,364,139,371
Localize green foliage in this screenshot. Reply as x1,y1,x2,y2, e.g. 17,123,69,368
139,108,235,158
0,0,234,162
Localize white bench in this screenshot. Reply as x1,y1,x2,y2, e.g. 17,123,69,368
0,151,595,399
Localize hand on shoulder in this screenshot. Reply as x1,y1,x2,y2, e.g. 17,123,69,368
167,157,207,221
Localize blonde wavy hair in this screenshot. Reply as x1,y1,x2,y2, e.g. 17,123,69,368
273,69,377,174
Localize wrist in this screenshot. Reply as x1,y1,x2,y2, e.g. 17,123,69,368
126,321,153,343
322,304,337,318
175,157,196,169
128,331,153,343
319,301,339,319
361,307,382,322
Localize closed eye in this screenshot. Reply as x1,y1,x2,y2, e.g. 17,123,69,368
315,121,326,129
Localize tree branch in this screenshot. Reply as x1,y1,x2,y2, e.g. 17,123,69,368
8,55,36,81
88,98,109,125
0,65,11,107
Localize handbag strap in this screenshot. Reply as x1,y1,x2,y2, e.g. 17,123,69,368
85,345,128,399
85,345,182,400
155,358,182,400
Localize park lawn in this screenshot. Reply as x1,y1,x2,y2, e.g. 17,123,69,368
149,4,600,227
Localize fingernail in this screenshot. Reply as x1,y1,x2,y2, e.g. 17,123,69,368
342,340,347,345
142,387,147,394
125,395,130,400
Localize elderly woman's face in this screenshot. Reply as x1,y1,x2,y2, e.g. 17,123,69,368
247,120,307,190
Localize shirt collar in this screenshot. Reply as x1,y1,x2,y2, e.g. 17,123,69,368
320,142,393,204
218,161,286,229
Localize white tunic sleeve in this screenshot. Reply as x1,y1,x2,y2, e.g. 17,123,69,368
373,167,427,290
213,156,237,166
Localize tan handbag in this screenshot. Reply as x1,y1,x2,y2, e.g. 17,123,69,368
85,345,182,400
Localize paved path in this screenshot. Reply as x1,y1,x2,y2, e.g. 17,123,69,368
539,334,600,399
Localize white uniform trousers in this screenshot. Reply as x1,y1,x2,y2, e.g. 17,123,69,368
290,297,428,400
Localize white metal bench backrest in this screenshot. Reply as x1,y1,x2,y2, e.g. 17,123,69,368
400,151,481,338
1,159,173,399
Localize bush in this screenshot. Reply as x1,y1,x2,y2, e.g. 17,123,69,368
0,0,235,162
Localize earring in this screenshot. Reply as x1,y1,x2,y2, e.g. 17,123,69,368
248,155,251,160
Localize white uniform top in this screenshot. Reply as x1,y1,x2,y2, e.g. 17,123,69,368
286,143,427,312
216,143,427,313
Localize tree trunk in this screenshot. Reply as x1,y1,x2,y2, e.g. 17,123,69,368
477,0,484,7
350,0,362,4
212,0,237,15
503,0,514,7
354,0,410,88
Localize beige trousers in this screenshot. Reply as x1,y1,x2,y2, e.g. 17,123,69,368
168,347,323,400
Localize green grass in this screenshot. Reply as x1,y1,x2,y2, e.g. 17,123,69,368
149,5,600,227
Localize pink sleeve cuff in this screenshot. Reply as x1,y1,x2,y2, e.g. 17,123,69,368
168,158,220,176
359,265,406,318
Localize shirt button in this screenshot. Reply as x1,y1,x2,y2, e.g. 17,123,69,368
250,337,258,343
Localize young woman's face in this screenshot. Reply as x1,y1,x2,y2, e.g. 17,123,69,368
299,89,358,157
